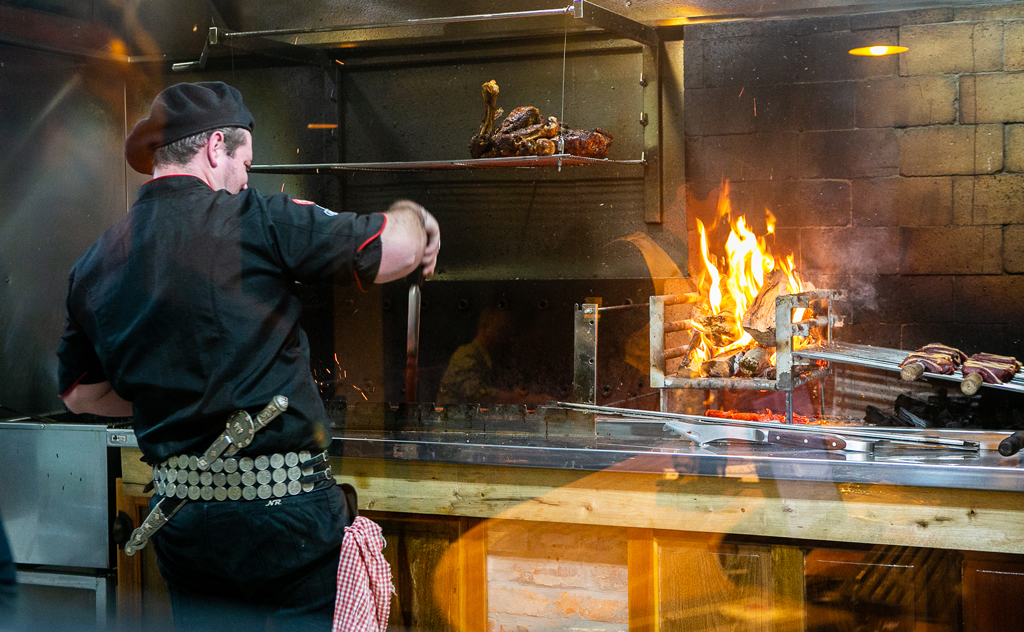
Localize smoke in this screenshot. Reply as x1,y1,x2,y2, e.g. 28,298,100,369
840,276,879,316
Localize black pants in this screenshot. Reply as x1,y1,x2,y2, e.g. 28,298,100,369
151,484,349,632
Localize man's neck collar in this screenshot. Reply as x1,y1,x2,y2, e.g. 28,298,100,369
152,163,216,189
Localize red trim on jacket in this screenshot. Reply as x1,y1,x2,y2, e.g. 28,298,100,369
353,215,387,292
59,372,88,398
357,215,386,252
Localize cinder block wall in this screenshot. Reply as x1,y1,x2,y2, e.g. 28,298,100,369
684,3,1024,358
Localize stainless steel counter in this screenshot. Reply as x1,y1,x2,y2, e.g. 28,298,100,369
328,428,1024,493
105,419,1024,494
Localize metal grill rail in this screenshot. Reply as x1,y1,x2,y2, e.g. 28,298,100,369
795,342,1024,395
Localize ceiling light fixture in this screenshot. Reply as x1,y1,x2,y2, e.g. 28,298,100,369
849,45,908,56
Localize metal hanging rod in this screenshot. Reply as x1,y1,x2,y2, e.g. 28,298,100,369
223,7,574,40
248,155,645,174
215,1,658,48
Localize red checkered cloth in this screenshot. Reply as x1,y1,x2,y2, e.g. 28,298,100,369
332,516,394,632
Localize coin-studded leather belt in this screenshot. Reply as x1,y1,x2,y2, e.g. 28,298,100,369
153,450,332,502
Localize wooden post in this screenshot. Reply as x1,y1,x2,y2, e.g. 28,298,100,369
458,517,488,631
114,478,144,628
771,544,805,631
628,527,659,632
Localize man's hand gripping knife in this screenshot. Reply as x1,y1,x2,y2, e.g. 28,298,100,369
125,396,289,556
376,200,439,283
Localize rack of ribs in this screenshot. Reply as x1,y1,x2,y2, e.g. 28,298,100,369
468,80,613,159
899,343,967,381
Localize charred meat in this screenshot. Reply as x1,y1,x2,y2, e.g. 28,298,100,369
559,124,614,159
497,106,541,134
469,80,503,159
492,116,559,156
469,80,614,159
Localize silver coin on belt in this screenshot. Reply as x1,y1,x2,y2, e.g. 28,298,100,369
154,451,330,502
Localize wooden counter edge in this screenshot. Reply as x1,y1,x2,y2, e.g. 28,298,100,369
119,448,1024,554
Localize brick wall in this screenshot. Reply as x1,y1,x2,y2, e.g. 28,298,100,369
683,3,1024,358
487,521,629,632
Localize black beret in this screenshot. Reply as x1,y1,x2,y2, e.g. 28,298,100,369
125,81,255,175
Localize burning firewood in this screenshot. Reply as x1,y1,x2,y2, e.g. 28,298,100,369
737,346,771,377
702,352,741,377
676,331,702,375
742,269,789,347
688,302,736,348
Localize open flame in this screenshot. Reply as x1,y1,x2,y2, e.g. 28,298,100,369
686,181,808,373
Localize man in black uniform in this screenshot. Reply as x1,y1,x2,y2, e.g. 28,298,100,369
56,82,439,631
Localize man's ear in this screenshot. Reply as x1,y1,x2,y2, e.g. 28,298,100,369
206,131,225,168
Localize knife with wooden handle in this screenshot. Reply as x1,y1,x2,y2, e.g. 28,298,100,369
763,427,847,450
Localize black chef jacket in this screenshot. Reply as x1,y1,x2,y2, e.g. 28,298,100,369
57,175,385,464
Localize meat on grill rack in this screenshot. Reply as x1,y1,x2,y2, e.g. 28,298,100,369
961,352,1021,394
469,80,613,159
898,343,967,381
469,80,502,159
559,123,613,159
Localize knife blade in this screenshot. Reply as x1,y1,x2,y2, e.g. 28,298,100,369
664,420,765,445
664,420,847,450
404,269,424,403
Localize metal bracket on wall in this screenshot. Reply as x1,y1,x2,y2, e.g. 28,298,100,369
573,0,662,223
171,27,216,72
172,26,332,74
641,45,662,224
572,303,599,404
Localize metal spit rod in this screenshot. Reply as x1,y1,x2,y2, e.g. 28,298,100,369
796,345,1024,394
551,401,980,449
